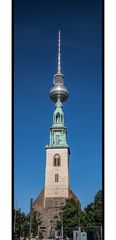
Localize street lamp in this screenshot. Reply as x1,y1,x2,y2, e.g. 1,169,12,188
61,223,63,240
60,200,65,240
53,216,59,240
50,220,53,239
37,224,40,239
29,198,33,240
77,201,81,240
37,212,41,239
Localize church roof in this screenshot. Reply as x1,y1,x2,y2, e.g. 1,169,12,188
33,187,80,210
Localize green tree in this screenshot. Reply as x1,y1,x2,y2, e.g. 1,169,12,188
14,208,27,236
14,208,42,238
80,209,88,227
57,190,103,238
57,198,80,238
31,209,42,237
80,190,103,227
82,203,95,227
21,213,30,238
94,190,102,226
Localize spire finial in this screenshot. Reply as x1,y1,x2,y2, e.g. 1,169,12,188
58,30,61,74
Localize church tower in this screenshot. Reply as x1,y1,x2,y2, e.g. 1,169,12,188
33,31,78,238
44,30,70,206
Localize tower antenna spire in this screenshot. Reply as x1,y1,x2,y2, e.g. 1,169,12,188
50,30,69,103
58,30,61,74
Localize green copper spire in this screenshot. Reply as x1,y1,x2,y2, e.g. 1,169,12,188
49,95,68,147
53,95,64,127
55,94,63,108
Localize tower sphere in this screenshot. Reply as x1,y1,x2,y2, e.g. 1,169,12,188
50,83,69,103
49,74,69,103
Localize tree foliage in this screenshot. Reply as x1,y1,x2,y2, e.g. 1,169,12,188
81,190,103,227
57,190,103,238
57,198,81,238
14,208,42,238
14,208,26,236
31,210,41,237
14,190,102,238
93,190,103,226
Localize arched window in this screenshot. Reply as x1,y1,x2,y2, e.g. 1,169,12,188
56,112,60,123
53,154,61,166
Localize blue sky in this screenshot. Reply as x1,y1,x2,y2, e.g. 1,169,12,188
14,0,102,212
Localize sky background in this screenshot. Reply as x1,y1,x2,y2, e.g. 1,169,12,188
14,0,102,213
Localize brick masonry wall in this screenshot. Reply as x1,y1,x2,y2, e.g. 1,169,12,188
33,188,79,239
45,148,69,198
33,195,66,239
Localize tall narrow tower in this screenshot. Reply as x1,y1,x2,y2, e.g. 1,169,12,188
44,30,70,206
33,31,78,238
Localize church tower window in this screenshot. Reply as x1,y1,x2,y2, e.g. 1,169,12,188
53,154,61,166
55,174,59,182
56,112,60,123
